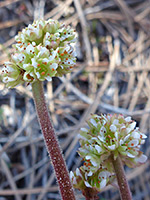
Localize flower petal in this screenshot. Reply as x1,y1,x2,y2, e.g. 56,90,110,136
113,119,119,125
119,139,124,145
95,145,102,153
107,144,116,150
84,181,92,188
115,132,118,141
136,154,147,163
131,131,140,139
98,135,105,142
100,179,107,189
85,155,91,160
110,124,117,132
124,134,130,142
76,168,82,177
70,171,74,179
98,171,107,179
100,126,106,135
90,160,98,167
140,133,147,139
90,118,97,127
87,171,93,176
128,139,139,147
125,116,131,122
127,122,136,133
127,152,135,158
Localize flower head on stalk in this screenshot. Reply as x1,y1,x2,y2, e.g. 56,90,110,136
71,114,147,192
2,19,77,88
79,114,147,169
70,166,114,192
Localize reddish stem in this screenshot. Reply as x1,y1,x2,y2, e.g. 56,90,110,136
32,80,76,200
111,155,132,200
82,188,99,200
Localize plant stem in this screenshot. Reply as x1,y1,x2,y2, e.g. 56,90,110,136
32,80,76,200
111,155,132,200
82,188,99,200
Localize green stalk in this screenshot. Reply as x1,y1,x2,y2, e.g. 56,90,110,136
32,80,76,200
111,154,132,200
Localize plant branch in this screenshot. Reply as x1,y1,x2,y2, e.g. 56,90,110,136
32,80,76,200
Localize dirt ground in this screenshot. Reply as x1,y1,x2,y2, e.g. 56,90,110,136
0,0,150,199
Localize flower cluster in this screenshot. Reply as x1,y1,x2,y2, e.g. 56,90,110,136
70,165,114,192
2,19,77,88
70,114,147,191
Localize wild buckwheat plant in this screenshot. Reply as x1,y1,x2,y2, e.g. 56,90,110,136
70,114,147,200
2,19,77,200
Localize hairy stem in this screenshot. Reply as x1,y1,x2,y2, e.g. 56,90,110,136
82,188,99,200
111,155,132,200
32,80,76,200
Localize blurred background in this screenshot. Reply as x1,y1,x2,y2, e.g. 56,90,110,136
0,0,150,199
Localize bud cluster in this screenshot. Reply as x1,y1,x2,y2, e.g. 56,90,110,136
70,165,115,192
70,114,147,191
2,19,77,88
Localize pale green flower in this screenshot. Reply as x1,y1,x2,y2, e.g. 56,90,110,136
2,62,24,88
2,19,77,88
55,45,77,76
70,166,114,192
11,44,58,83
43,19,60,34
14,19,76,47
15,20,46,44
70,114,147,192
78,114,147,169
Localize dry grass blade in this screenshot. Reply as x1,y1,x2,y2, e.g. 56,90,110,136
1,159,22,200
74,0,92,63
0,113,36,156
0,0,150,199
0,0,20,8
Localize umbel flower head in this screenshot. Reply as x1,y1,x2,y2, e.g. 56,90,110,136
79,114,147,169
2,19,77,88
70,114,147,191
70,165,115,192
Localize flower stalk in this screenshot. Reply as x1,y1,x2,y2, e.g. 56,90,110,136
32,80,75,200
2,18,77,200
111,154,132,200
70,114,147,199
82,188,99,200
